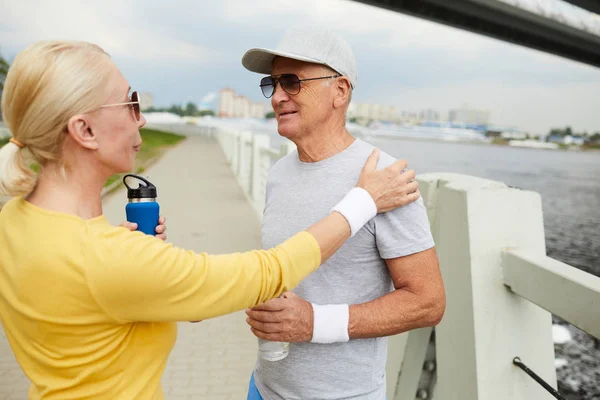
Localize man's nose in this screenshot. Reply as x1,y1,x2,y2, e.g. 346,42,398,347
271,81,290,105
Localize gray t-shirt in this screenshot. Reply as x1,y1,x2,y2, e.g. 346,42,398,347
254,138,434,400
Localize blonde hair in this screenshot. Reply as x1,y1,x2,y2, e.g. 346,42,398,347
0,40,112,197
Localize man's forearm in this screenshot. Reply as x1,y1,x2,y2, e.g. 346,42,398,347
348,288,444,339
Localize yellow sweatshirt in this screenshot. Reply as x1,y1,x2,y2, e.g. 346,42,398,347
0,197,321,399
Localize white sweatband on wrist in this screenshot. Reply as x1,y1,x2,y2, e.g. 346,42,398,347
310,304,350,344
330,187,377,237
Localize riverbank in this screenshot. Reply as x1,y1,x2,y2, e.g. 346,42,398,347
356,131,600,153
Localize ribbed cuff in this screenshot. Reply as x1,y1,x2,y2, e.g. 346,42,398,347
330,187,377,236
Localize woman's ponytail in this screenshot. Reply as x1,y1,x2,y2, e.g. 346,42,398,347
0,139,36,197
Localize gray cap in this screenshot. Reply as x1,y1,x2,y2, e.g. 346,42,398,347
241,26,357,89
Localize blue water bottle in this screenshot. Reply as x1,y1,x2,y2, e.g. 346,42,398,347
123,174,160,235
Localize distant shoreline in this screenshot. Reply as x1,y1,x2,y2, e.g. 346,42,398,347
357,132,600,154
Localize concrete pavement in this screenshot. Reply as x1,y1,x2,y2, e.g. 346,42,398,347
0,135,263,399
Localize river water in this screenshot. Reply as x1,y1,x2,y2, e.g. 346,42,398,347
365,136,600,278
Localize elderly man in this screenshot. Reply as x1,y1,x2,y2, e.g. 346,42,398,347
240,26,446,400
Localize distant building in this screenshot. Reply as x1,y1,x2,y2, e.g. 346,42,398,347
218,88,267,118
419,109,440,122
250,103,266,119
138,92,153,111
400,110,420,123
377,105,397,122
218,88,236,117
348,103,398,122
234,95,250,118
347,103,370,121
368,104,380,121
348,105,443,124
397,109,441,123
449,106,490,125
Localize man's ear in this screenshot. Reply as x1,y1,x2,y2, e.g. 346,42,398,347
333,77,351,109
66,115,99,150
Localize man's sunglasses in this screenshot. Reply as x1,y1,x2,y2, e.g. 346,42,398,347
260,74,341,98
99,91,141,121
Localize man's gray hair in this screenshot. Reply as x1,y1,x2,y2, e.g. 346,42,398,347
320,65,353,107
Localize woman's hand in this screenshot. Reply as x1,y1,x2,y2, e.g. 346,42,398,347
356,149,419,213
120,216,168,241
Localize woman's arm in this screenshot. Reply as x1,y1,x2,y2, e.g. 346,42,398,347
86,149,418,323
86,229,322,323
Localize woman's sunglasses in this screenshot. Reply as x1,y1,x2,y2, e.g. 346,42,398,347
99,91,141,121
260,74,341,98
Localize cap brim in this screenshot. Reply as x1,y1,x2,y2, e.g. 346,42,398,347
241,48,325,75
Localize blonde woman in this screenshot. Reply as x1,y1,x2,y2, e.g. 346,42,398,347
0,41,420,399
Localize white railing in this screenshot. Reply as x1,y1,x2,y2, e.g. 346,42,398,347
152,123,600,400
146,123,218,138
503,250,600,339
214,129,295,215
382,173,600,400
146,123,295,216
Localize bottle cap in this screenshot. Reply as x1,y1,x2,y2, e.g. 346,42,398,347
123,174,157,199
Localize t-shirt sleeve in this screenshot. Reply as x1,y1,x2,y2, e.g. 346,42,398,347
84,226,320,323
372,196,435,259
370,150,435,259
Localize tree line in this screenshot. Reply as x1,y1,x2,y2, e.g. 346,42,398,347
143,102,215,117
549,126,600,142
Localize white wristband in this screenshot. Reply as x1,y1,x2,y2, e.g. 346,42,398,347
310,304,350,344
330,187,377,237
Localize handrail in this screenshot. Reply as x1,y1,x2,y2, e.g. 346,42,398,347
260,147,280,159
503,249,600,339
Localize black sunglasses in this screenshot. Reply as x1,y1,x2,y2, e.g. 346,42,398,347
259,73,341,98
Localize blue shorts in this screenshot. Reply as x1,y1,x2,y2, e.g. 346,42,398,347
247,373,263,400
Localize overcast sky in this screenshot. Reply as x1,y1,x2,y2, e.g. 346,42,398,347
1,0,599,134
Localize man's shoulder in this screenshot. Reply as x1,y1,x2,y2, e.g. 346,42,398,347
266,138,401,179
353,139,398,169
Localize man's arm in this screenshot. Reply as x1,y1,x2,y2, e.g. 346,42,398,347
245,247,445,342
348,247,445,339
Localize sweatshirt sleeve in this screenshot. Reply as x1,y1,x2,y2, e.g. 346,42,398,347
85,227,321,323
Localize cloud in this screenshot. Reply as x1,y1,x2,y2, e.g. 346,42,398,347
1,0,598,134
214,0,488,54
0,0,215,65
